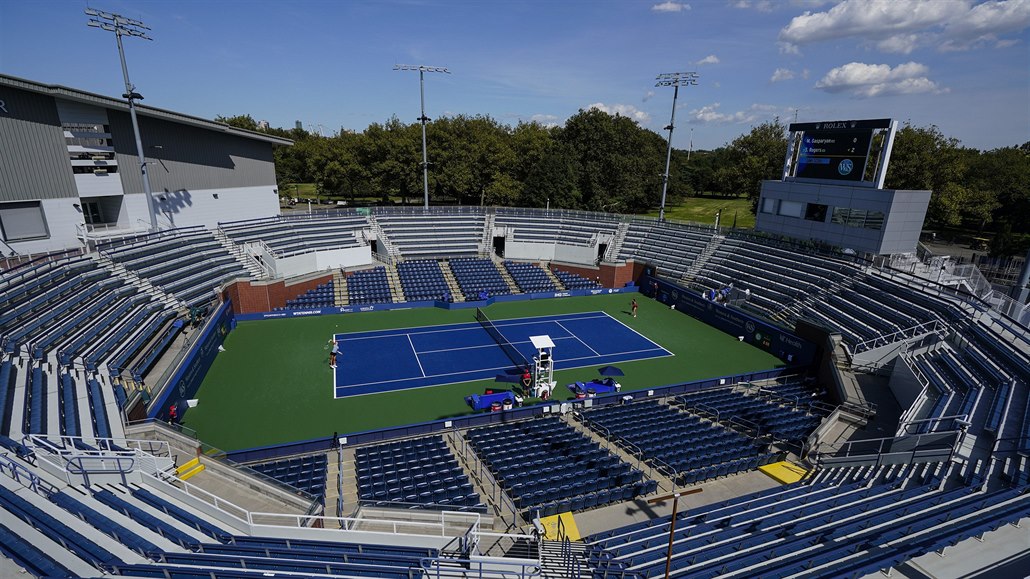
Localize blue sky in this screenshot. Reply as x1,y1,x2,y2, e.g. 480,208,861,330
2,0,1027,151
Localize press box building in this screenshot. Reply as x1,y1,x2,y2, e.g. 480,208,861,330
0,74,291,255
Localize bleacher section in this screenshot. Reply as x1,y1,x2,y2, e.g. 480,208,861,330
281,281,335,310
553,268,601,289
345,267,393,304
587,463,1030,579
355,435,485,512
676,386,825,442
219,212,368,257
448,258,511,301
494,208,620,246
100,226,248,307
466,416,650,517
397,260,449,302
376,210,485,258
617,220,714,279
581,401,777,487
503,261,557,293
249,454,328,503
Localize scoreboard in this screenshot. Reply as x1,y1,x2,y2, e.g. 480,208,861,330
785,118,895,187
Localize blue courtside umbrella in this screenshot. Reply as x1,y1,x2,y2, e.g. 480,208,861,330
598,365,625,377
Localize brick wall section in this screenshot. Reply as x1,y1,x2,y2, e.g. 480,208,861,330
549,260,638,288
223,275,333,314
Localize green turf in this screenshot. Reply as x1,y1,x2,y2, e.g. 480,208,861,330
185,294,783,451
646,196,755,229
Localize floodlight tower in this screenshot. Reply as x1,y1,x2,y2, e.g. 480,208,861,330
394,64,450,209
86,8,158,232
655,71,699,222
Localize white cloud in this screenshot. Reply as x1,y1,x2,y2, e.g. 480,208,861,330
642,90,656,102
733,0,774,11
529,114,559,127
688,103,763,124
815,61,946,97
696,54,720,65
770,68,796,82
652,1,690,12
779,0,1030,54
588,103,651,124
801,68,810,79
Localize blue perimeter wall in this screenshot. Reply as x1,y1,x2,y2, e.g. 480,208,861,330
646,275,817,367
233,286,638,321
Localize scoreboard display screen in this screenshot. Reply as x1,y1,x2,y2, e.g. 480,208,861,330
786,119,892,184
795,129,871,181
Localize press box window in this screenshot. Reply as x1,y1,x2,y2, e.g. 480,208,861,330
761,198,779,214
778,200,804,218
805,203,828,222
0,201,50,241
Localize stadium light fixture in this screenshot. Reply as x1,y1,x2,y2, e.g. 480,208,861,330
655,71,699,222
648,487,703,578
86,8,158,232
394,64,451,209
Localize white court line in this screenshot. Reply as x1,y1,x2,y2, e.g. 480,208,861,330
333,312,610,342
334,345,671,392
555,320,601,357
600,310,674,356
418,335,581,356
407,334,426,377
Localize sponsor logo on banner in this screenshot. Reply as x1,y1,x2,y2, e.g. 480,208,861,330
359,305,375,312
590,289,603,295
745,321,756,333
554,292,571,298
291,309,322,316
262,313,287,319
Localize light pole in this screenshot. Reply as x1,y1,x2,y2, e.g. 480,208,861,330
655,72,699,222
647,487,703,578
86,8,158,232
394,64,450,209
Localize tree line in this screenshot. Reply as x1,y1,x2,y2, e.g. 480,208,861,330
217,112,1030,256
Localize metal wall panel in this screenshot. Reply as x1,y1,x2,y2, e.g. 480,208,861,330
108,110,276,195
0,87,78,201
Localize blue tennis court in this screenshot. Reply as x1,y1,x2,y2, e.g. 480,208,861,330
333,311,672,397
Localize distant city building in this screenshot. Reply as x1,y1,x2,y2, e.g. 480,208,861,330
257,119,269,130
295,120,303,130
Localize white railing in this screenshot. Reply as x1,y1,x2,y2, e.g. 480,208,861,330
852,319,944,354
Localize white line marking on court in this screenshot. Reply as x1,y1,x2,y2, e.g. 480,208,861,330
555,320,600,357
418,335,581,356
407,334,426,377
601,310,674,356
333,312,610,341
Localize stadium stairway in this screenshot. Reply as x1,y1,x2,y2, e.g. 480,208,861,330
385,263,406,303
479,211,497,258
681,234,725,285
540,539,593,579
604,221,632,263
91,252,182,311
543,264,566,290
332,269,347,305
439,261,466,302
493,256,522,295
212,227,265,280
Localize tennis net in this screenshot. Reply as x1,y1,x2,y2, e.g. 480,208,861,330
475,307,529,370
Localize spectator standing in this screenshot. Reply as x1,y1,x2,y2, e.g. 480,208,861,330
631,298,638,318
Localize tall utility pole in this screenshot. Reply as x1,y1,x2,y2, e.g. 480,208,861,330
86,8,158,232
655,71,699,222
394,64,450,209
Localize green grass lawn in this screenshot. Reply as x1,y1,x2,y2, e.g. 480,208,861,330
646,196,755,229
185,294,783,451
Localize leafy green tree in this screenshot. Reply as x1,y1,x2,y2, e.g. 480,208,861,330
720,120,788,212
215,114,259,131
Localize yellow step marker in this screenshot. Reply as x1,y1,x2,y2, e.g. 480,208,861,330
538,511,581,541
758,461,809,484
179,463,205,481
175,457,199,476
